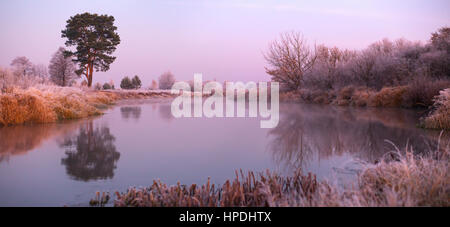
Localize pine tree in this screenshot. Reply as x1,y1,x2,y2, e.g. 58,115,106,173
120,76,133,89
131,75,142,89
61,13,120,87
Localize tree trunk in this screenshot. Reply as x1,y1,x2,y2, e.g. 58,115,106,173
87,62,94,87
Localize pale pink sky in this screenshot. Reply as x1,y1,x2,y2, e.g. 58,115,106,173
0,0,449,86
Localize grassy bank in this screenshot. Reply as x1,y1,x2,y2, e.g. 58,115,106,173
279,83,450,130
93,143,449,207
280,81,450,108
0,85,174,126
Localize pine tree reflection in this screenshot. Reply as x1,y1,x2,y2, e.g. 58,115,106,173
60,121,120,181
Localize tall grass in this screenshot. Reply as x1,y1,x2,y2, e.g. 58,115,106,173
0,85,117,126
106,143,449,207
423,89,450,130
0,85,178,126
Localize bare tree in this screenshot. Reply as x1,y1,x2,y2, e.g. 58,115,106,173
306,45,356,89
264,32,317,90
48,47,78,86
32,64,48,79
158,71,176,90
0,67,14,91
10,56,33,78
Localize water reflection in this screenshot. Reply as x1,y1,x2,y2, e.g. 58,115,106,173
269,104,441,172
159,104,174,122
120,106,142,120
60,121,120,182
0,123,80,163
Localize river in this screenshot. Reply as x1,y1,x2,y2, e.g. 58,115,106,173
0,99,441,206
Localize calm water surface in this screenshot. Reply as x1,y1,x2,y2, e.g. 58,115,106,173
0,99,441,206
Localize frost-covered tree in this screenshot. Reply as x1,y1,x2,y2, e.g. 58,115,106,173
48,47,78,87
150,79,158,90
264,32,317,91
306,45,356,89
32,64,48,79
0,67,14,91
109,80,115,89
427,27,450,78
10,56,33,78
158,71,176,90
94,82,102,90
431,27,450,52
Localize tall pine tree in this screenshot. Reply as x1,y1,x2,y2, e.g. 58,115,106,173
61,13,120,87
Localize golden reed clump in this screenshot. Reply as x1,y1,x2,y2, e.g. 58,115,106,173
0,85,177,126
0,86,118,126
368,86,408,107
283,81,449,111
105,143,448,207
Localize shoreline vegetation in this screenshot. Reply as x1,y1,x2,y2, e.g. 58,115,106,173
91,142,449,207
0,84,448,130
0,85,174,127
279,85,450,130
1,27,448,129
0,14,448,207
266,27,450,130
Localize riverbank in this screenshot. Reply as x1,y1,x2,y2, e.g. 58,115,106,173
0,85,174,126
1,84,448,130
94,142,448,207
280,85,450,130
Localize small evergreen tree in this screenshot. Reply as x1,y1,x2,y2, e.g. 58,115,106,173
120,76,133,89
103,82,112,90
131,75,142,89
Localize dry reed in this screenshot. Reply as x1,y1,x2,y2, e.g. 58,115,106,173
423,89,450,130
0,85,176,126
106,143,449,207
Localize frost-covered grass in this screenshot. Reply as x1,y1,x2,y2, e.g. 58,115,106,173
423,89,450,130
281,81,450,109
0,85,117,126
0,85,178,126
102,142,449,207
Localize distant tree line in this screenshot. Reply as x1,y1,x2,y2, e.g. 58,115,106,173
120,75,142,90
1,56,49,90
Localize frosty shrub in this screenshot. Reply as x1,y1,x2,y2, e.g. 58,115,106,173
158,71,176,90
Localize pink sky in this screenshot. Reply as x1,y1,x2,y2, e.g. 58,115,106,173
0,0,449,86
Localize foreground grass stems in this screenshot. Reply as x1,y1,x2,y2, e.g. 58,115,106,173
95,141,448,207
